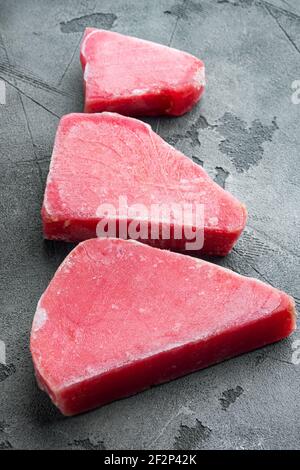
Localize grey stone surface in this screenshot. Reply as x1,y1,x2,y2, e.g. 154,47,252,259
0,0,299,450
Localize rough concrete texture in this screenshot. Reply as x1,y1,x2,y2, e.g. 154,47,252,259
0,0,299,450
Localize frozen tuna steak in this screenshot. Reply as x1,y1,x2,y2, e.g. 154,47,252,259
42,113,247,256
30,238,296,416
80,28,205,116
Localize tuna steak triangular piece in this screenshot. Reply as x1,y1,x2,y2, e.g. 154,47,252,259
42,113,247,256
30,238,296,416
80,28,205,116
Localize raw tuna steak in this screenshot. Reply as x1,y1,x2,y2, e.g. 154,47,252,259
42,113,247,256
30,238,296,416
80,28,205,116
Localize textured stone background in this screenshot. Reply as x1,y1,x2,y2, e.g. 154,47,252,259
0,0,299,450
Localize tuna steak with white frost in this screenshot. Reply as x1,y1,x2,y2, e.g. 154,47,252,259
30,238,296,416
42,113,247,256
80,28,205,116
